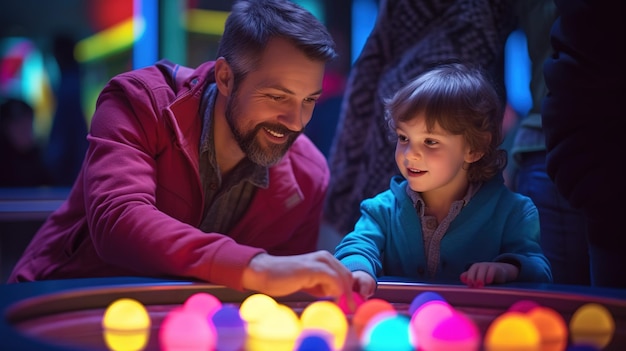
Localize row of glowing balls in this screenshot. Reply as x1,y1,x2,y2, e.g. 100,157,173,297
101,290,615,351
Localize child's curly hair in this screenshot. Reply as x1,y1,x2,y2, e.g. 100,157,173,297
384,62,507,183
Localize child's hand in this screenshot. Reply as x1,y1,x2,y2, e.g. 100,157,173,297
352,270,377,298
460,262,519,288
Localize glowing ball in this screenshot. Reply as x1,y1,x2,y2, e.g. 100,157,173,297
337,290,366,314
301,300,349,349
212,305,247,351
248,303,301,340
484,311,540,351
509,300,541,313
103,329,150,351
428,312,480,351
183,292,222,319
410,299,455,348
352,298,396,338
569,303,615,349
239,293,279,336
102,298,151,351
295,333,333,351
159,308,217,351
360,313,413,351
102,298,151,331
240,294,279,323
409,291,447,316
526,306,568,351
246,304,301,351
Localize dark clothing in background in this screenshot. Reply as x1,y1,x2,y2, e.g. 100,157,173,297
511,0,590,285
542,0,626,288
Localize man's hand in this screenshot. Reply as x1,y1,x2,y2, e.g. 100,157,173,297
242,251,354,300
460,262,519,288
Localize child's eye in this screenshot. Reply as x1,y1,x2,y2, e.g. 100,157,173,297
397,134,409,143
425,139,438,146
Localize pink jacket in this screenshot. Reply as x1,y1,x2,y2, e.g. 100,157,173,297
9,60,330,290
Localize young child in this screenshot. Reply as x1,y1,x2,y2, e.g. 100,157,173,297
334,62,552,298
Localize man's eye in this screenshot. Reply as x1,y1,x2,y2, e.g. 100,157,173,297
304,97,318,104
268,95,283,101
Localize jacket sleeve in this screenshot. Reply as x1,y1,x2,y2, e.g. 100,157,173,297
84,72,264,290
542,0,626,224
494,198,553,283
334,196,390,280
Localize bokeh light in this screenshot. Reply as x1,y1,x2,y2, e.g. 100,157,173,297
429,312,480,351
103,329,150,351
295,332,333,351
410,299,455,349
569,303,615,349
526,306,568,351
183,292,222,319
301,300,348,350
360,313,413,351
352,298,396,338
239,293,279,336
484,311,540,351
159,308,217,351
102,298,151,331
246,304,301,351
212,305,246,351
408,291,447,316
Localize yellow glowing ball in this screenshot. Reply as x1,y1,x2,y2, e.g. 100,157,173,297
103,329,150,351
245,304,302,351
484,312,541,351
256,304,301,339
300,300,349,350
102,298,151,332
240,294,279,323
526,306,568,351
569,303,615,349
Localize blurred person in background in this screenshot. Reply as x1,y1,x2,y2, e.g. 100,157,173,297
45,34,89,186
0,97,52,187
509,0,590,286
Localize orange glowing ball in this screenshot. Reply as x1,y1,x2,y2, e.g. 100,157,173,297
526,306,568,351
484,311,541,351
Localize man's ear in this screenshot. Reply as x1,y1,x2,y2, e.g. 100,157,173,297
214,57,234,96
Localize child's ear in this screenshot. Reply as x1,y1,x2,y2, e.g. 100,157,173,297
214,57,234,96
465,149,484,164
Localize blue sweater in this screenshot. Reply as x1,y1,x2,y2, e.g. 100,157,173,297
335,175,553,284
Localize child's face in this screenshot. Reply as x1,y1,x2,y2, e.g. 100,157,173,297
394,114,476,196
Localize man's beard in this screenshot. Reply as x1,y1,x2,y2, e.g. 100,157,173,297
225,93,302,167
